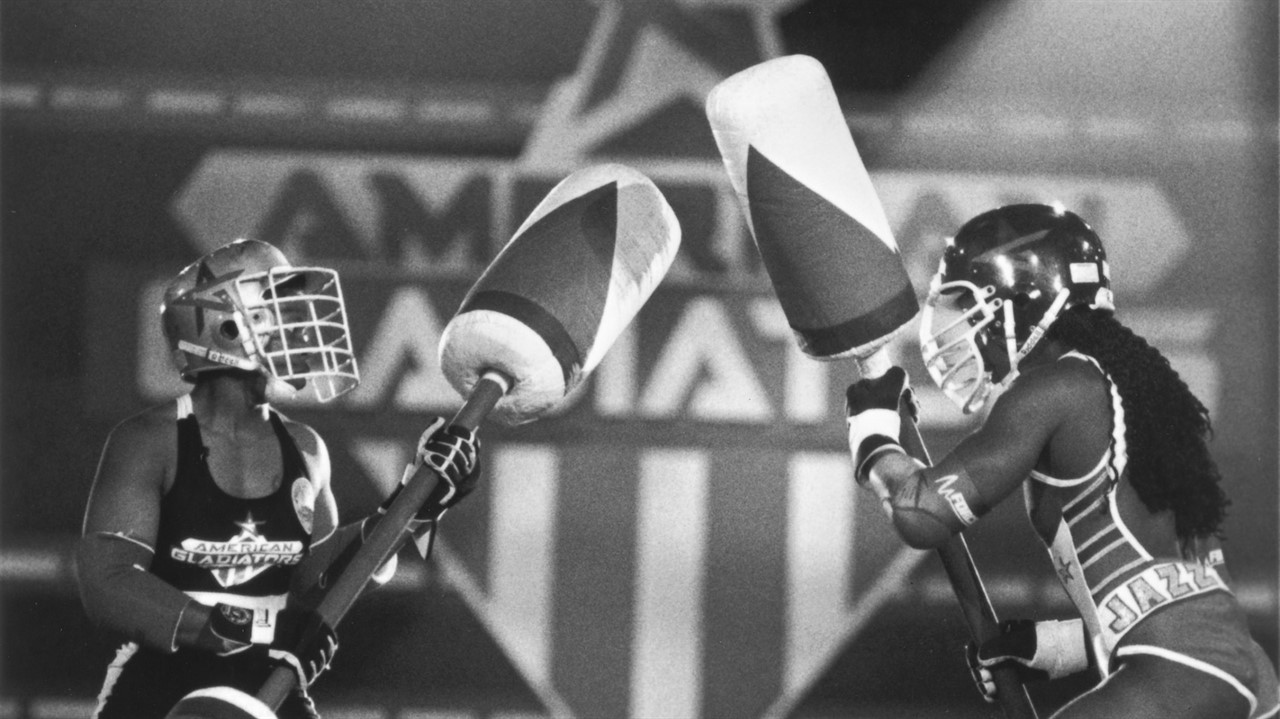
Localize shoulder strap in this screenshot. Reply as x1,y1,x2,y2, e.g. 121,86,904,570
268,409,311,482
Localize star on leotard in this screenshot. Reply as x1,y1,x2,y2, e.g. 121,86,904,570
1057,555,1076,583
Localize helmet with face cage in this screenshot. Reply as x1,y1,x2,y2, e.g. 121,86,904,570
919,203,1113,414
160,239,360,403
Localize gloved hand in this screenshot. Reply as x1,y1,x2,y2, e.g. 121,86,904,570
205,602,259,656
845,366,913,483
416,417,481,515
376,417,481,557
380,417,482,524
268,604,338,687
204,602,338,686
965,619,1090,703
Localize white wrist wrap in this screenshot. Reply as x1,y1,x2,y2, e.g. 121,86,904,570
847,408,901,460
849,406,901,450
249,608,276,644
1033,619,1089,679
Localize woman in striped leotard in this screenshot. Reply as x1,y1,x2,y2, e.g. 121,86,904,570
845,204,1278,719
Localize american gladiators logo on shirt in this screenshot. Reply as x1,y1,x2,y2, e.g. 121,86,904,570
171,513,305,588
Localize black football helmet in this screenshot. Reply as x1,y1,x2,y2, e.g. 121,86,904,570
919,203,1114,413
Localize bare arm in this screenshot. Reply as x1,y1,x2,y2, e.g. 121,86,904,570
283,421,398,604
864,369,1065,548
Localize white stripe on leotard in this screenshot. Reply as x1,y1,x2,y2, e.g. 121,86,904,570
1116,644,1258,717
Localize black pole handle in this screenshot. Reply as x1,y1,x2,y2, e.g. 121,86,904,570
257,370,510,708
898,402,1039,719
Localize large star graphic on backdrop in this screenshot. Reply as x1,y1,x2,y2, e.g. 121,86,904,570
520,0,804,166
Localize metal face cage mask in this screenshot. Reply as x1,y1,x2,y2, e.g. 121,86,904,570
919,271,1074,415
241,266,360,403
919,272,1003,415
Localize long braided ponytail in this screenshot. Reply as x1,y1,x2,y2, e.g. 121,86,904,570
1046,308,1230,542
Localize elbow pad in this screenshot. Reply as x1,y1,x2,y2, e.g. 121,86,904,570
883,467,990,548
891,507,957,549
76,533,192,652
924,468,987,528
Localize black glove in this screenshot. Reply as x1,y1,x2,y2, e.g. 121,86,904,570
965,640,999,703
845,366,913,483
379,418,481,522
965,619,1090,703
416,417,481,516
205,602,259,655
204,602,337,687
845,365,916,418
268,605,338,687
377,417,481,557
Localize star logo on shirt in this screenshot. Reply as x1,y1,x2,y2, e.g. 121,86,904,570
521,0,804,166
173,512,305,588
233,513,265,538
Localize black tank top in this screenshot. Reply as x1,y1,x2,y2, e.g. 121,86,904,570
150,395,314,600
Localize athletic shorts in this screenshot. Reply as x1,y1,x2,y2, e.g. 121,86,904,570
94,642,320,719
1115,591,1279,718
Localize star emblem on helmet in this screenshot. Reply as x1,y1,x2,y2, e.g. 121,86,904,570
170,261,246,334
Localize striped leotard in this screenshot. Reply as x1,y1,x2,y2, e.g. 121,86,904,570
1024,352,1278,718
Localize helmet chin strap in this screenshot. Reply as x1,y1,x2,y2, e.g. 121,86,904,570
264,376,303,403
999,287,1072,391
176,339,261,374
230,309,261,362
1002,300,1018,379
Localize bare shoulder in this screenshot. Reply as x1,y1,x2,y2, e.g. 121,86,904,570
273,411,324,456
1002,355,1108,414
273,409,330,484
976,357,1108,450
1002,355,1114,476
83,399,181,533
106,401,180,454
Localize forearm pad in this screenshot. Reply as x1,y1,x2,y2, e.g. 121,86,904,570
75,532,192,652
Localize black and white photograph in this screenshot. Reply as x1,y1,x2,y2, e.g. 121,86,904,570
1,1,1276,717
